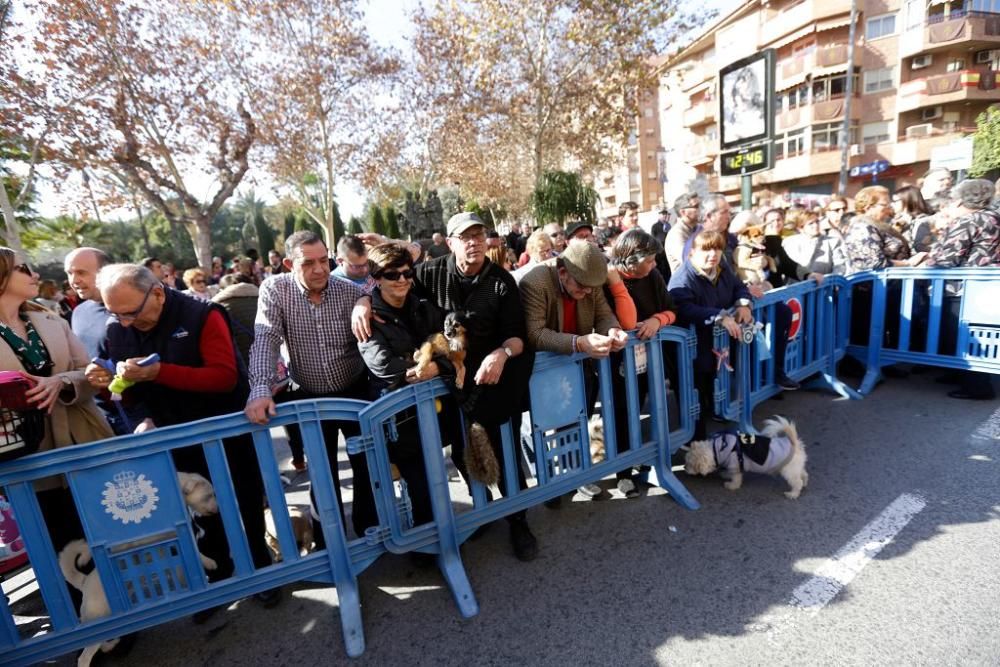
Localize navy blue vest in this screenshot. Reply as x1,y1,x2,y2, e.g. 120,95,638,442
105,288,249,427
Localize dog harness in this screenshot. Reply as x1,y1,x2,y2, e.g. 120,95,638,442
710,431,795,477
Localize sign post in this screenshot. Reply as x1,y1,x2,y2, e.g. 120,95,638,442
718,49,776,210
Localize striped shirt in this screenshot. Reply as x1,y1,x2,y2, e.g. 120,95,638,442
248,273,365,401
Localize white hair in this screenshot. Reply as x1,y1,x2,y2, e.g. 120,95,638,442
96,263,159,294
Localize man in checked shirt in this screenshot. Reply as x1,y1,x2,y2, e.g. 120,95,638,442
244,230,377,542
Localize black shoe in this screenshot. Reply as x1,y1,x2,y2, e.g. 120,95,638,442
254,587,283,608
192,605,224,624
947,389,996,401
508,519,538,562
776,374,801,391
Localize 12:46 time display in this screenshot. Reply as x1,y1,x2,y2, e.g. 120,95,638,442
720,144,772,177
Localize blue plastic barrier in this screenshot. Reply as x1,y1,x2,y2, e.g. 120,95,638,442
846,267,1000,395
355,325,701,620
2,326,702,663
713,276,861,433
0,400,380,665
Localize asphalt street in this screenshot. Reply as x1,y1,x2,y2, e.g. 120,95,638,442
29,371,1000,666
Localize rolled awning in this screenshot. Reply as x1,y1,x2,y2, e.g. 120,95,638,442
768,24,815,50
776,71,810,91
816,15,854,32
812,63,851,78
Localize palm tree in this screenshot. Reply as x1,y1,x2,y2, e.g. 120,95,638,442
27,215,102,249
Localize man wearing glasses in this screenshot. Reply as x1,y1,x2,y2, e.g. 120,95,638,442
353,212,539,561
86,263,280,608
332,234,376,294
665,192,701,274
543,222,568,255
822,195,850,274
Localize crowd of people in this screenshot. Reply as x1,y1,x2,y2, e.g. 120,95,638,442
1,169,997,626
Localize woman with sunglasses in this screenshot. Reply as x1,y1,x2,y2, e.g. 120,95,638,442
357,243,454,529
0,248,112,554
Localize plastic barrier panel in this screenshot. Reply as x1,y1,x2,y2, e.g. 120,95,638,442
846,267,1000,395
356,326,701,621
714,276,861,433
0,399,377,665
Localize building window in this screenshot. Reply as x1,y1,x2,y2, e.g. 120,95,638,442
774,128,806,160
970,0,1000,12
903,0,923,31
866,13,897,40
946,58,965,72
785,83,809,110
812,122,859,150
862,121,891,145
863,67,896,93
812,72,859,101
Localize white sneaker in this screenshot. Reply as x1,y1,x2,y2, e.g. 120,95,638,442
617,478,639,498
577,483,602,498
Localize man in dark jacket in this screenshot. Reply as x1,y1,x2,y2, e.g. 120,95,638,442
354,213,539,562
86,263,279,609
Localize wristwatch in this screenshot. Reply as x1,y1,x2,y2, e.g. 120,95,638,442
737,298,752,308
502,346,514,358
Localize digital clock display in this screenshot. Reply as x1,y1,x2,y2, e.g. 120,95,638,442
720,143,773,177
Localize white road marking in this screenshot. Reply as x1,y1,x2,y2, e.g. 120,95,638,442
755,492,927,642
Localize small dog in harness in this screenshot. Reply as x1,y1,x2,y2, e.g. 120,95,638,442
683,416,809,499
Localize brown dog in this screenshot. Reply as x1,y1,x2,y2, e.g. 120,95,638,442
414,312,467,388
735,225,776,289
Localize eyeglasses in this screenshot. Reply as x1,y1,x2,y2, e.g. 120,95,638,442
110,284,155,323
549,231,566,238
13,262,32,277
451,230,486,244
339,259,369,271
379,268,415,282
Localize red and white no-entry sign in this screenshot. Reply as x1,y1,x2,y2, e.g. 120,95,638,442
786,297,802,339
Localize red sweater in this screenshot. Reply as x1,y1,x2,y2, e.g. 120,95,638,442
155,310,238,392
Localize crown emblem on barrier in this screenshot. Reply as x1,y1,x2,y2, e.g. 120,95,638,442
102,470,159,525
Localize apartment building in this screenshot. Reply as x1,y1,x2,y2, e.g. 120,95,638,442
594,63,667,219
655,0,1000,208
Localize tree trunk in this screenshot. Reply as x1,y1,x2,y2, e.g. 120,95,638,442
191,217,213,272
132,194,153,257
0,183,24,254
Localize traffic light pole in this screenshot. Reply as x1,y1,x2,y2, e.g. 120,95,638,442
741,173,752,211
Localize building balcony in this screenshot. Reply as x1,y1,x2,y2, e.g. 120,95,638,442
900,11,1000,58
683,104,717,128
775,94,862,131
679,63,713,92
776,44,853,90
892,127,975,165
897,69,1000,113
759,0,852,48
685,136,718,166
770,147,845,180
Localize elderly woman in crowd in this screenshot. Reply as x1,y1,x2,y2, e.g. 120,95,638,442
182,267,217,301
844,185,924,273
0,247,112,553
782,210,837,281
891,185,935,254
357,243,453,528
602,229,677,497
668,231,755,441
512,229,555,281
927,179,1000,400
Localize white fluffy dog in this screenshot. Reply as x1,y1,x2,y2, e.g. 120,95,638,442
683,416,809,499
59,472,220,666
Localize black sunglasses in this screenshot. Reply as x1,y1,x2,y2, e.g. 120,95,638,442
379,268,415,282
13,263,32,277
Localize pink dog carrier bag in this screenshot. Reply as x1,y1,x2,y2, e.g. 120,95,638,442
0,371,41,573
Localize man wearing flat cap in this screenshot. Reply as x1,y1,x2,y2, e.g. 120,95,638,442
566,221,597,246
352,211,540,562
519,239,629,357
